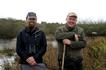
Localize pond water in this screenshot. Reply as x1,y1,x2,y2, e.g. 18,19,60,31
0,56,15,70
0,39,16,50
0,39,58,70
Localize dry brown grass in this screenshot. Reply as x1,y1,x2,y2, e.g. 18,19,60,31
2,37,106,70
43,37,106,70
43,41,57,70
83,37,106,70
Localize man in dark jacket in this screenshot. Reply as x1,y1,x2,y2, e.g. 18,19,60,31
16,12,47,70
55,12,86,70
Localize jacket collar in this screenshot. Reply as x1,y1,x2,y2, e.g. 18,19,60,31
65,24,77,31
25,27,39,34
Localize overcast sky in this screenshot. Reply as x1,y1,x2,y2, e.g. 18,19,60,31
0,0,106,23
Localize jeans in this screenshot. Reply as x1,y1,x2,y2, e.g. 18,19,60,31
19,63,47,70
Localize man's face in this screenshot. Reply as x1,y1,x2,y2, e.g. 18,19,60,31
66,16,77,28
26,17,37,28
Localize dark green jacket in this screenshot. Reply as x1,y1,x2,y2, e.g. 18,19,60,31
55,25,86,61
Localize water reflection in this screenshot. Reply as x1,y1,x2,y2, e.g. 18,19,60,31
0,56,15,70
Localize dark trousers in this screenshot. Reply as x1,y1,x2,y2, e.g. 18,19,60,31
64,58,83,70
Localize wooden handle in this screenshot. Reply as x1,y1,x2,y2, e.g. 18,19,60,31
61,45,66,70
75,34,79,41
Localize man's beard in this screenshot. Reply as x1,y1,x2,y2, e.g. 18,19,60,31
28,22,36,29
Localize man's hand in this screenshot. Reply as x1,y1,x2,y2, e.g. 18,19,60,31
26,56,37,65
63,39,71,45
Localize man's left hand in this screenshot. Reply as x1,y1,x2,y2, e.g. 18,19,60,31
63,39,71,45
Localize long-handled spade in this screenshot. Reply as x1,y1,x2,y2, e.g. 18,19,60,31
61,34,79,70
61,44,66,70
